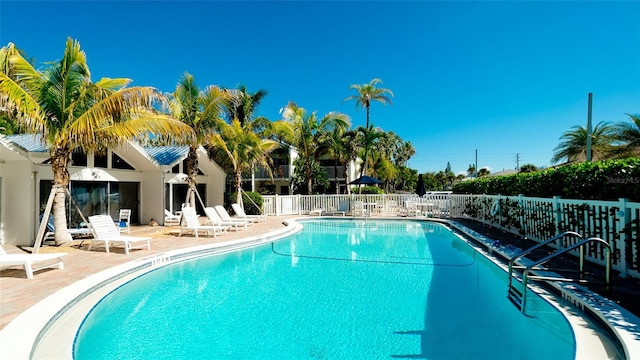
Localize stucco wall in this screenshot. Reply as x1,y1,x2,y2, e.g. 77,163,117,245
1,160,36,246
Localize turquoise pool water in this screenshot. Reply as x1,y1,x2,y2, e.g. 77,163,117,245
74,219,575,359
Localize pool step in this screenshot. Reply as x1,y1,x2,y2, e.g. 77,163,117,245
507,285,523,311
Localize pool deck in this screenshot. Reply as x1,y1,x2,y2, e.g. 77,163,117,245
0,215,298,331
1,215,639,359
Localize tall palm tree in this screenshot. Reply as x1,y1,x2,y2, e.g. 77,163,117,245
343,79,393,177
167,73,226,208
280,101,350,194
612,114,640,157
551,121,617,164
343,78,393,128
0,39,192,244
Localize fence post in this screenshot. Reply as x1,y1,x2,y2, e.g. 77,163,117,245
275,194,280,216
618,198,630,278
297,194,301,215
518,194,526,235
553,196,561,244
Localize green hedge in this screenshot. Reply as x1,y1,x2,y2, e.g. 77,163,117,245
452,158,640,201
227,191,264,215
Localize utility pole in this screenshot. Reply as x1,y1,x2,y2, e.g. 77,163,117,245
586,92,593,162
515,153,520,170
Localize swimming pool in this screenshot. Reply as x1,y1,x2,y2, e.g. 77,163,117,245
74,219,576,359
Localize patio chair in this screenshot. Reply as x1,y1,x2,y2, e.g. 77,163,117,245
204,207,246,231
214,205,253,227
331,200,349,217
117,209,131,233
0,245,67,279
179,207,228,238
164,209,181,226
231,203,266,223
88,215,151,255
353,201,368,217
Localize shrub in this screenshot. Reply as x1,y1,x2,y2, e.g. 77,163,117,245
452,158,640,201
227,191,264,215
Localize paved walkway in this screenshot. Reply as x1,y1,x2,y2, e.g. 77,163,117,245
0,215,297,330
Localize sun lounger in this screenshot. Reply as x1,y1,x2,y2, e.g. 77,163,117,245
309,208,324,216
179,207,228,238
204,207,246,231
164,209,181,226
88,215,151,254
214,205,253,227
231,203,266,223
0,245,67,279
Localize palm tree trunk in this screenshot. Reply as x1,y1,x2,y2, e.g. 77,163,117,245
186,145,199,208
334,163,339,194
51,146,72,245
235,170,243,207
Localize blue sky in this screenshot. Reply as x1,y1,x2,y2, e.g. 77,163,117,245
1,1,639,175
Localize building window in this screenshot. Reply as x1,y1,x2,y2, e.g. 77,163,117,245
71,151,87,167
112,153,135,170
94,152,108,168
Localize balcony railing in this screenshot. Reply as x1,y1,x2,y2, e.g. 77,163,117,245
247,165,345,180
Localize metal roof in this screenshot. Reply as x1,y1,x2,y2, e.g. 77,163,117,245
143,146,189,166
3,134,48,153
1,135,189,167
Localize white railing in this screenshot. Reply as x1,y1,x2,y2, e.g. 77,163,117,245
261,193,640,278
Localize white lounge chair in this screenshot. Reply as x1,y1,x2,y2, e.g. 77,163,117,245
204,207,246,231
88,215,151,254
0,245,66,279
117,209,131,233
308,208,324,216
164,209,181,226
214,205,253,227
231,203,266,223
179,207,228,238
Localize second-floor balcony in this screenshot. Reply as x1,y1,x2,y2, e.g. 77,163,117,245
247,165,346,180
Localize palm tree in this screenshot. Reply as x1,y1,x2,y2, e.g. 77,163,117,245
167,73,227,208
280,101,350,194
551,121,617,164
612,114,640,157
343,78,393,128
206,118,280,205
354,124,382,191
0,39,192,244
317,126,351,194
223,85,268,126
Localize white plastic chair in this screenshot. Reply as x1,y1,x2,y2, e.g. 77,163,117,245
117,209,131,233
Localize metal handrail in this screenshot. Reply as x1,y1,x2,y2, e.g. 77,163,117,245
507,231,583,287
520,237,611,314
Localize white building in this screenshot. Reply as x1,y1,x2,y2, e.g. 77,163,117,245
0,134,226,246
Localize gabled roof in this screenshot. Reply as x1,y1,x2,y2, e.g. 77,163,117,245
144,146,189,167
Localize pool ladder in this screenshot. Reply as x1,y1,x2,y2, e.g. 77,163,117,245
506,231,611,315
